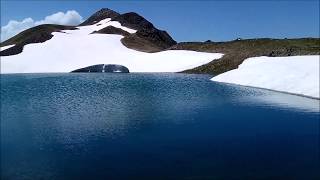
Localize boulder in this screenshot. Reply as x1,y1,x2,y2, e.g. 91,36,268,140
71,64,129,73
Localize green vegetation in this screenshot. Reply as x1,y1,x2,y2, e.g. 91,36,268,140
169,38,320,75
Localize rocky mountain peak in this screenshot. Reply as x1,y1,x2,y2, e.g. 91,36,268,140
113,12,177,52
80,8,120,26
111,12,154,30
1,8,177,56
92,10,177,52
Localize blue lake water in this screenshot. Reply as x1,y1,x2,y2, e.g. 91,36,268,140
1,73,319,180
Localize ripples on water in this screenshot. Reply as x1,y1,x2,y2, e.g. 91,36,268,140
1,73,319,179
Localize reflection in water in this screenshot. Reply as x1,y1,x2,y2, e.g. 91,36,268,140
1,73,319,180
235,86,320,113
254,94,319,113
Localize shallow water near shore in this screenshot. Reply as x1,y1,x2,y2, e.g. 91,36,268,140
1,73,319,179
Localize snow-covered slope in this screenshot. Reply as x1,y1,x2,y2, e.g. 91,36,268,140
0,18,223,73
211,56,320,98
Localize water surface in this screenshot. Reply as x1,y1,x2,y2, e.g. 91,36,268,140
1,73,319,179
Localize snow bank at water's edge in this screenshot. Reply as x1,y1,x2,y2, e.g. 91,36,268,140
211,56,320,98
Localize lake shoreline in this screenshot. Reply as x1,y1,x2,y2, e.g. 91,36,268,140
1,72,319,101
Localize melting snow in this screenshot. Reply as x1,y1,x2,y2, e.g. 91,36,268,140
211,56,320,98
0,19,222,74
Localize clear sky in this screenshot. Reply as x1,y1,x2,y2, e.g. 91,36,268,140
1,0,319,42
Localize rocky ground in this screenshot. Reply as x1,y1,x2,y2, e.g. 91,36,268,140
169,38,320,75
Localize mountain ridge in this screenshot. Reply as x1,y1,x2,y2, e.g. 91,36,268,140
80,8,120,26
1,8,319,76
169,38,320,75
0,8,177,55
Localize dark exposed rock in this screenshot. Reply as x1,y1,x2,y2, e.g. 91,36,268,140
111,12,154,30
1,24,77,56
110,12,177,52
169,38,320,75
136,28,176,49
71,64,129,73
90,11,177,52
92,26,130,36
80,8,120,26
121,34,164,52
1,45,24,57
121,28,177,52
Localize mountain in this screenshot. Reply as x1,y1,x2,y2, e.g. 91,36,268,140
0,8,222,73
79,8,120,26
0,8,319,75
1,8,176,56
94,12,177,52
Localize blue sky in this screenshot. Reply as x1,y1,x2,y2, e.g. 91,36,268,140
1,0,319,42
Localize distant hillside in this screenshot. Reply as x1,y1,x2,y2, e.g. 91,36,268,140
0,25,77,56
169,38,320,75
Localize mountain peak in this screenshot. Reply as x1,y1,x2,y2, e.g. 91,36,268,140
111,12,154,30
1,8,177,56
80,8,120,26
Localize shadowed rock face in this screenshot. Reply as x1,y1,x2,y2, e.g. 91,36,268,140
96,11,177,52
71,64,129,73
111,12,154,31
80,8,120,26
92,26,130,36
111,12,177,51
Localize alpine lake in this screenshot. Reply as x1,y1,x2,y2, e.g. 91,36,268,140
1,73,319,179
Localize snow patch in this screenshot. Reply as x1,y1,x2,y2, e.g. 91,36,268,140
211,56,320,98
1,44,15,51
62,18,137,35
0,19,222,73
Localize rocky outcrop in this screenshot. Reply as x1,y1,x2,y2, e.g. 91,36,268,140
111,12,154,30
92,26,130,36
97,11,177,52
80,8,120,26
121,34,166,52
122,27,177,52
71,64,130,73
